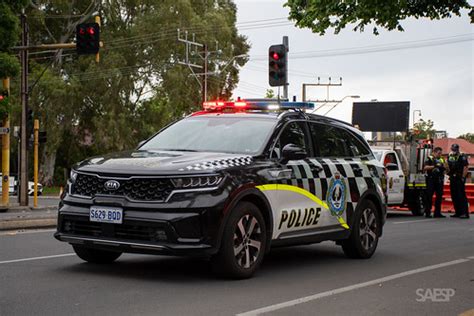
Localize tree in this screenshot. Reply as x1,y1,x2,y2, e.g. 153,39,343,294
285,0,473,35
458,133,474,144
413,119,435,139
265,89,275,98
0,1,28,78
21,0,249,185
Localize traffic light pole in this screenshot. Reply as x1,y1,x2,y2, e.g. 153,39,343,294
19,11,29,206
283,36,289,100
1,78,10,208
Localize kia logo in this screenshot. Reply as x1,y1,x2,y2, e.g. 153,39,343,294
104,180,120,191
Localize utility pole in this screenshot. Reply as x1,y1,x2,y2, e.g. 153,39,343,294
203,44,208,103
1,78,10,207
19,11,29,206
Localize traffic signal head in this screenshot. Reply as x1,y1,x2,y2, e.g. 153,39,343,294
76,23,100,55
268,44,287,87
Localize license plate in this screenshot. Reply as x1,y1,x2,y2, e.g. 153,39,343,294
90,206,123,224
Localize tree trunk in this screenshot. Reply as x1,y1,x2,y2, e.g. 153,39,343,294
40,150,57,186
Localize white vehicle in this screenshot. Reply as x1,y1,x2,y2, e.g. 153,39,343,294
372,142,431,215
0,175,43,196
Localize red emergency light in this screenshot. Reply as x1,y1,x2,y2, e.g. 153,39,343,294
202,100,248,110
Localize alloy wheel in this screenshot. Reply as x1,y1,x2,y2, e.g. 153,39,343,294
359,208,377,251
233,214,262,269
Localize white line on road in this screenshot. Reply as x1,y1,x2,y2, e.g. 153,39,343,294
237,257,472,316
0,253,75,265
392,219,436,224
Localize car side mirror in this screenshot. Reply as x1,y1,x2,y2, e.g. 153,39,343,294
137,140,146,149
281,143,307,164
385,163,398,171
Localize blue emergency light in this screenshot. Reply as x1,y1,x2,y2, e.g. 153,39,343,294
202,100,314,111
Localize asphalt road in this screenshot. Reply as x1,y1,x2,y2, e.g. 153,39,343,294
0,212,472,316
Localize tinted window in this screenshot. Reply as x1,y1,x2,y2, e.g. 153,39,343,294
384,153,399,170
346,132,371,157
141,116,276,154
272,121,308,159
310,123,352,157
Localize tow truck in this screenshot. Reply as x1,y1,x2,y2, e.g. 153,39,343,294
371,139,432,215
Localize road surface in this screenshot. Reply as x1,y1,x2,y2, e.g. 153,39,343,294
0,212,472,316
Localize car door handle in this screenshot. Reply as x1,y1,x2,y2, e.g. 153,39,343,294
399,175,404,178
353,167,363,173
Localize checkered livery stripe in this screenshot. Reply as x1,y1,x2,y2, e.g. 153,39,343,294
179,156,253,171
284,157,384,219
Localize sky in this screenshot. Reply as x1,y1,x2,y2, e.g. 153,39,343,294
232,0,473,137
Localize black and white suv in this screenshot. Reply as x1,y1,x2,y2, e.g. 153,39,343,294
55,100,387,278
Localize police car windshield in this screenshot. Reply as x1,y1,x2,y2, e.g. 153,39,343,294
141,116,276,154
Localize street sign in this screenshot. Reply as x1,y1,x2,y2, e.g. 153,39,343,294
0,127,10,135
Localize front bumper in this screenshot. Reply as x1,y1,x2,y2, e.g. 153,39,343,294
55,188,230,256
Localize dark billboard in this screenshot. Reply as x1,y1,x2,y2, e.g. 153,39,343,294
352,101,410,132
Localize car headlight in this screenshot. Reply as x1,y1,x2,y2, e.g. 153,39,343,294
171,176,223,189
70,170,78,183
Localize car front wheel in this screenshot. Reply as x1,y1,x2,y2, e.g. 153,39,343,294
211,201,267,279
341,200,380,259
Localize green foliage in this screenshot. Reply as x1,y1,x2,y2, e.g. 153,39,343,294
0,1,26,78
19,0,249,185
458,133,474,144
413,119,435,139
285,0,473,35
265,89,275,98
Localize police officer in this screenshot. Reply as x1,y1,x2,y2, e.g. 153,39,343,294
424,147,446,218
448,144,470,219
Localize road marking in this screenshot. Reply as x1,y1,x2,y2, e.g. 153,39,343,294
237,258,472,316
392,219,436,224
0,253,75,265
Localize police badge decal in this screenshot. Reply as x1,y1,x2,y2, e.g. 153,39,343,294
327,172,347,217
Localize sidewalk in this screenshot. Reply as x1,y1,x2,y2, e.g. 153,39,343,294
0,205,58,231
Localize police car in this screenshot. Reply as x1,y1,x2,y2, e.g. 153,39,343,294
55,100,387,278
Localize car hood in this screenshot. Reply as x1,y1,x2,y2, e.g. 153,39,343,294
74,150,254,175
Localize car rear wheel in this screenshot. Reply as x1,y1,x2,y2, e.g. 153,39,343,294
341,200,380,259
211,201,266,279
410,191,425,216
73,245,122,263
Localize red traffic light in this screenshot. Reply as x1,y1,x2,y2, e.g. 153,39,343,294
79,27,86,35
272,52,280,60
87,27,95,35
0,95,4,101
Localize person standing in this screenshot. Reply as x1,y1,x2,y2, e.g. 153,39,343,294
447,144,470,219
424,147,446,218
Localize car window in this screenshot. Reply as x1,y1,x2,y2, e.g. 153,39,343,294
384,153,399,170
272,121,308,159
346,132,372,157
310,123,352,157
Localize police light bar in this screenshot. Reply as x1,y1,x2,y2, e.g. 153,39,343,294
202,100,314,111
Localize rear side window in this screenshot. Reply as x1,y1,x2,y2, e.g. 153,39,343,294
384,153,399,170
310,123,370,158
310,123,351,157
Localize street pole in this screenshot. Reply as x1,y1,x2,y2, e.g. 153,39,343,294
203,44,208,103
19,11,29,206
1,78,10,207
33,119,39,208
283,36,289,100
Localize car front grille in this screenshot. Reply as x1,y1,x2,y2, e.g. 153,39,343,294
71,173,174,202
60,216,171,243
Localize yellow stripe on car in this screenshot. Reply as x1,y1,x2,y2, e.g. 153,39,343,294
256,184,350,229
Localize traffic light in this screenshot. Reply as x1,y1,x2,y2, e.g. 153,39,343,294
76,23,100,55
268,44,287,87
